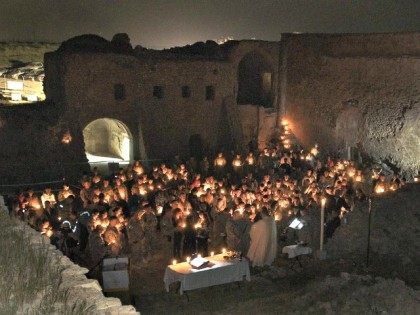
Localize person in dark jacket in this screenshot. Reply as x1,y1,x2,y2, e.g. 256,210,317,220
182,215,196,258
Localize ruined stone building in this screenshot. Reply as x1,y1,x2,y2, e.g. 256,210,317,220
0,32,418,184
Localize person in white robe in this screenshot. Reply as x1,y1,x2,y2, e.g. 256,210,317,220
247,207,277,267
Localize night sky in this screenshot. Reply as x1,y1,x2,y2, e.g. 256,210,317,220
1,0,419,49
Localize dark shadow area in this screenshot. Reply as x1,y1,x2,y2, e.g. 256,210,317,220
237,52,273,107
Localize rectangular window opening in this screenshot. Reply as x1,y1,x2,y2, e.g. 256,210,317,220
153,86,164,99
205,85,215,101
182,86,191,98
114,84,125,101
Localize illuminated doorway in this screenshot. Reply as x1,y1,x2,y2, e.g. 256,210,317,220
83,118,133,165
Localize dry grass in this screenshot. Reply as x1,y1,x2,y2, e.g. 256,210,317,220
0,212,92,314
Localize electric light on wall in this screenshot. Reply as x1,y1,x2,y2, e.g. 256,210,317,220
61,131,72,144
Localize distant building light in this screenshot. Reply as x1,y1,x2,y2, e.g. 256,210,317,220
11,93,22,101
7,81,24,90
27,94,38,102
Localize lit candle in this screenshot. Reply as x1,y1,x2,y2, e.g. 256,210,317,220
172,259,177,265
210,251,214,257
186,256,191,263
222,248,226,254
374,184,386,194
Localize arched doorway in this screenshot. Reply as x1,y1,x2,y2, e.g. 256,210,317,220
237,52,273,107
83,118,133,165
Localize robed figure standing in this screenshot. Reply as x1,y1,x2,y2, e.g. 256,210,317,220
247,207,277,267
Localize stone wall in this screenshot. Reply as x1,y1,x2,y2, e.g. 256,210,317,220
237,105,279,149
283,33,420,176
9,218,138,314
0,102,89,188
137,59,236,158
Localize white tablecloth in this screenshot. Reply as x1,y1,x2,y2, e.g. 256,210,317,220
164,254,251,294
282,245,312,258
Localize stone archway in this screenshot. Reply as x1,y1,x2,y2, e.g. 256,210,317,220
237,51,273,107
83,118,133,164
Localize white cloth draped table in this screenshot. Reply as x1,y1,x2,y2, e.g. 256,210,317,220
282,244,312,258
164,254,251,295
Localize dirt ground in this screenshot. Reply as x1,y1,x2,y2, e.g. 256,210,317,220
123,236,418,315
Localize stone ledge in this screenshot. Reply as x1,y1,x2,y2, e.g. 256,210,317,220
17,220,140,314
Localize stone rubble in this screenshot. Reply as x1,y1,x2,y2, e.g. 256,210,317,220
326,184,420,272
291,273,420,314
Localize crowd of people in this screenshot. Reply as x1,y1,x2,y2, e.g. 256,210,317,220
2,123,409,269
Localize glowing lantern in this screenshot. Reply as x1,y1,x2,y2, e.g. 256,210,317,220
61,131,72,144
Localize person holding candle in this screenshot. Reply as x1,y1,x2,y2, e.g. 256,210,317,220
211,198,230,250
182,215,197,258
172,208,184,260
226,209,251,254
195,211,210,257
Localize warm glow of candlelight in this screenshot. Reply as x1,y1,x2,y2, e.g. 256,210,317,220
232,159,242,167
310,145,319,156
61,131,72,144
222,248,226,254
281,119,288,126
210,251,214,257
321,197,326,209
172,259,177,265
374,184,386,194
186,256,191,263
